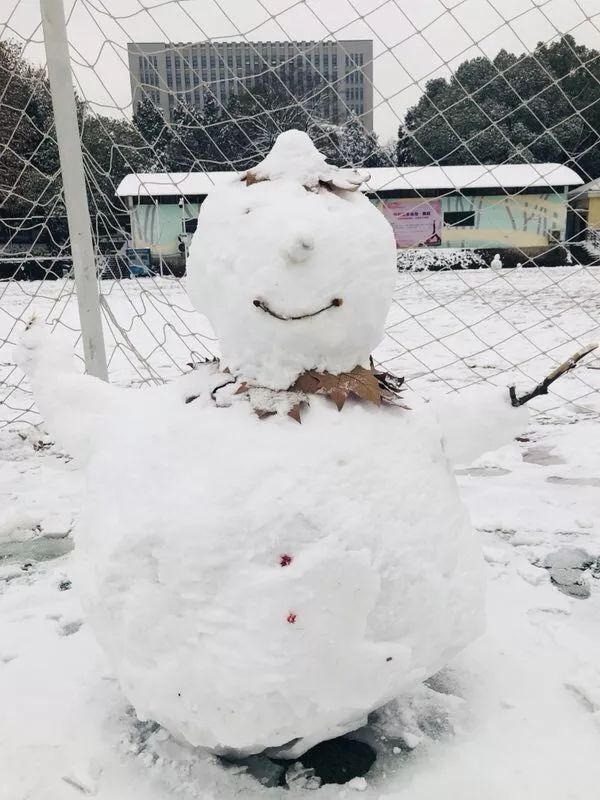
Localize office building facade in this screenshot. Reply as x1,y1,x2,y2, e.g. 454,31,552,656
128,39,374,131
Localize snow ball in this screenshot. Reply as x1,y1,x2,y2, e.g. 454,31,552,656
187,130,397,389
347,777,368,791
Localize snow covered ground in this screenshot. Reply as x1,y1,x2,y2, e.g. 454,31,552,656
1,266,600,798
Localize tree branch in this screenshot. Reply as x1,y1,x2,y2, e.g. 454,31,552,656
509,343,599,407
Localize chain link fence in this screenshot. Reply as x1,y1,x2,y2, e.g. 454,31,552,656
1,0,600,429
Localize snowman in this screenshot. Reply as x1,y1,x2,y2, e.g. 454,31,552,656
490,253,503,272
19,131,590,769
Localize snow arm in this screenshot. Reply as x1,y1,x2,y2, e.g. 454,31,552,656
430,344,598,466
15,319,127,462
431,385,529,467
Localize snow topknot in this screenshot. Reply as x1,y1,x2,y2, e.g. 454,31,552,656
245,129,369,192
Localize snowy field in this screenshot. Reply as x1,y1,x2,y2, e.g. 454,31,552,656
2,266,600,798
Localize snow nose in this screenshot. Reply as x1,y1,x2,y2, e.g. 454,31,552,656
286,235,315,264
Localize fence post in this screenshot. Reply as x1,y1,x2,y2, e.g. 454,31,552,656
40,0,108,381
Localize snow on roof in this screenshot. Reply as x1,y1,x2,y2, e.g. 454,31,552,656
568,177,600,199
363,164,583,193
116,163,583,198
116,171,238,198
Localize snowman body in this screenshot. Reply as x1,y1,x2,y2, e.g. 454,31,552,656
20,131,527,757
74,369,484,755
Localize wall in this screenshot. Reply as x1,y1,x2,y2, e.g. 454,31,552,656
588,195,600,230
133,189,569,258
374,192,568,249
130,202,200,256
440,192,567,249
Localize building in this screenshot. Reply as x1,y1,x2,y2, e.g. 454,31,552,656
366,164,582,251
568,178,600,240
127,40,373,131
116,163,582,266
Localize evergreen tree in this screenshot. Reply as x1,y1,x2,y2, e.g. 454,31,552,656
195,91,227,170
81,113,150,240
396,123,412,166
337,116,387,168
163,101,204,171
0,39,64,245
0,39,161,250
132,94,172,169
402,35,600,179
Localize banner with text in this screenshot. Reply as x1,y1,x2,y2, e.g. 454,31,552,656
380,199,443,248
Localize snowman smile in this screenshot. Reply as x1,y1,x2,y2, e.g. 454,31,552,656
252,297,343,321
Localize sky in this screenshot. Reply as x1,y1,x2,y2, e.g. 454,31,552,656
2,0,600,141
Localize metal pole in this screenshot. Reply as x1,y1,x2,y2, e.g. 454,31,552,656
40,0,108,381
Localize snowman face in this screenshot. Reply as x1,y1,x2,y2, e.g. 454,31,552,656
187,177,397,390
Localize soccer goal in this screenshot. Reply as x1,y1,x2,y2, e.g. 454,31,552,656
1,0,599,430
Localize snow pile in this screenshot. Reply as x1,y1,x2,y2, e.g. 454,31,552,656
397,248,486,271
187,130,397,389
582,229,600,259
4,409,600,799
5,260,600,796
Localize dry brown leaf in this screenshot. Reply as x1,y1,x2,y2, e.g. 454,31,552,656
291,365,389,411
234,382,249,396
291,364,407,411
294,372,321,394
287,403,304,424
254,408,277,419
198,358,407,420
244,170,269,187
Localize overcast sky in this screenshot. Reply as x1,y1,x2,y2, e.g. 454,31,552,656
2,0,600,140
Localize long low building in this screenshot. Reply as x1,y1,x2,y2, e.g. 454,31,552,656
116,163,583,262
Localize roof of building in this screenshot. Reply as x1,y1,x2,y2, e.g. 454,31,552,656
568,177,600,200
116,163,583,199
364,164,582,192
116,172,237,198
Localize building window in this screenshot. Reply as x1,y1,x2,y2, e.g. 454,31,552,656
444,211,475,227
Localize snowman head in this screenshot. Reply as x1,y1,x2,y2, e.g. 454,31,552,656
187,130,397,390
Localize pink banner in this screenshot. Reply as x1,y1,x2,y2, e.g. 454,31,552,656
380,199,442,248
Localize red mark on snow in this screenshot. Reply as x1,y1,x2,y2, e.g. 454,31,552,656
280,554,293,567
287,612,297,624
